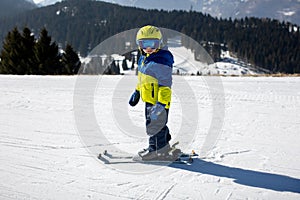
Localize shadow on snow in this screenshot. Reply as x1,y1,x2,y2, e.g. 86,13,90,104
170,158,300,194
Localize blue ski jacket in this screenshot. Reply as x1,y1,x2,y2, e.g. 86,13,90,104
136,47,174,109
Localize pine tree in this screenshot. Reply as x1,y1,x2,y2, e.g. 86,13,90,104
20,27,35,74
131,56,135,70
122,59,128,70
0,27,23,74
0,26,82,75
61,43,81,74
33,28,61,75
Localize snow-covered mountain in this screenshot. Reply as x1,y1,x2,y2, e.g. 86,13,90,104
211,0,300,25
35,0,300,25
34,0,62,6
104,0,203,12
35,0,201,8
103,0,300,24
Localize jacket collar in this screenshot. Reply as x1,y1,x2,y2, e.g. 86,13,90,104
144,46,174,67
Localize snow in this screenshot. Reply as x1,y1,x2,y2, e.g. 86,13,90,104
170,46,208,74
34,0,62,6
165,38,256,76
280,11,296,17
83,38,257,76
1,75,300,199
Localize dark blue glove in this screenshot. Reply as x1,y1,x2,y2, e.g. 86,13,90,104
150,102,166,120
147,102,167,136
129,90,140,106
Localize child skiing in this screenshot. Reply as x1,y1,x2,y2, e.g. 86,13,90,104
129,25,174,160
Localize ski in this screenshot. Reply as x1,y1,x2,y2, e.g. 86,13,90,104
98,149,197,165
132,153,195,164
97,141,198,165
98,152,194,165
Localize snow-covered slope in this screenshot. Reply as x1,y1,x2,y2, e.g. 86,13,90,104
0,75,300,199
169,46,257,76
82,34,258,76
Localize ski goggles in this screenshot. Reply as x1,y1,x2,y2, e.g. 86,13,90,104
137,39,160,49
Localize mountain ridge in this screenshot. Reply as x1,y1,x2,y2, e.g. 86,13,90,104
0,0,299,74
0,0,37,18
35,0,300,25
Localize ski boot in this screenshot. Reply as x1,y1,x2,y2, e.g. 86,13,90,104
138,144,173,161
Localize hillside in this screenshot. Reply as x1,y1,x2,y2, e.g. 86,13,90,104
0,0,299,73
234,0,300,25
202,0,300,26
0,0,37,18
37,0,300,25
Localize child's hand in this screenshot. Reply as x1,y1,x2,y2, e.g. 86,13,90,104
129,90,140,106
146,102,167,136
150,103,165,120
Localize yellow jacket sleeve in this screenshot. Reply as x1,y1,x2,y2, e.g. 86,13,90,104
158,86,172,108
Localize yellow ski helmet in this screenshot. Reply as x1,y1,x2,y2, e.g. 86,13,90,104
136,25,162,49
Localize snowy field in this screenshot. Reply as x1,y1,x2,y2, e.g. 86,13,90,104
0,75,300,200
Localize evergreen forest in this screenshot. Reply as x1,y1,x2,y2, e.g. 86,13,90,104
0,0,299,74
0,27,81,75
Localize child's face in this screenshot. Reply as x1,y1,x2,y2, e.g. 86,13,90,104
143,47,157,54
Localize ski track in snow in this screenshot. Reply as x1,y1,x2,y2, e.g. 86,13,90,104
0,75,300,199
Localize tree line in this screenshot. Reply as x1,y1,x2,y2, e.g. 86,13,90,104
0,27,81,75
0,0,299,74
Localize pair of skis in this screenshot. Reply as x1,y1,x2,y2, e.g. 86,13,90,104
98,142,198,165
